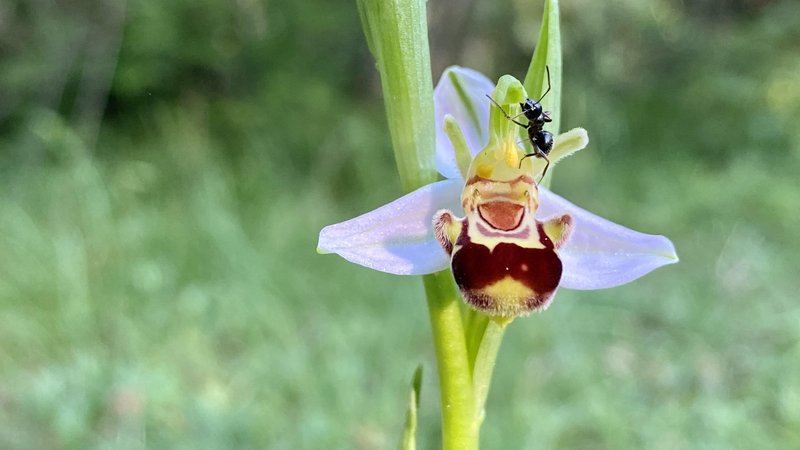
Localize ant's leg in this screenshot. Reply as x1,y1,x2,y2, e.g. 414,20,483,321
538,154,551,183
518,152,549,186
518,153,536,169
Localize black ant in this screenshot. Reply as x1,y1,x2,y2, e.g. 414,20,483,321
487,67,554,182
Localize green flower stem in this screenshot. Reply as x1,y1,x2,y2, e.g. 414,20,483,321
464,308,488,366
358,1,479,447
423,272,478,450
471,319,508,431
357,0,437,191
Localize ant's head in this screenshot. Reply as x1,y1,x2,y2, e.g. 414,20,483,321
519,99,543,121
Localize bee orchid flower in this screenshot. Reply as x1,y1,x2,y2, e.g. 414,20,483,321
318,67,677,312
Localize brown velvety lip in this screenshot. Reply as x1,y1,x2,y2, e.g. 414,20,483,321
478,201,524,231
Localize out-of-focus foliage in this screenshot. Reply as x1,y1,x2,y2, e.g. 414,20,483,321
1,0,799,448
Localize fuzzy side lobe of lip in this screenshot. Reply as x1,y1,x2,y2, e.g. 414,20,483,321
477,201,524,231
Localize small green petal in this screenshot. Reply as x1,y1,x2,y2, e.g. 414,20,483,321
443,114,473,178
548,127,589,167
535,127,586,184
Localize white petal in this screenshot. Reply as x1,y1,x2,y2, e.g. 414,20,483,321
538,188,679,290
317,179,464,275
434,66,493,179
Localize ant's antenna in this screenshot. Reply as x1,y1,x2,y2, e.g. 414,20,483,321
486,95,528,126
486,95,509,118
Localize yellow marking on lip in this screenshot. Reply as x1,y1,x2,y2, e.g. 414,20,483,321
482,276,534,313
476,163,494,179
503,139,519,168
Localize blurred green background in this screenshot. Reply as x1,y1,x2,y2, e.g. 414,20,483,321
1,0,799,448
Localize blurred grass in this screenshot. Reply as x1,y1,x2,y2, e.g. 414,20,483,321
2,0,800,448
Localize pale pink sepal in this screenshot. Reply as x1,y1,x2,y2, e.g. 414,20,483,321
434,66,494,179
537,188,679,290
317,179,464,275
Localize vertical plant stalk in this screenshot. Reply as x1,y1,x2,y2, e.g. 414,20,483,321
424,272,478,450
471,319,507,434
357,0,476,448
357,0,437,192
